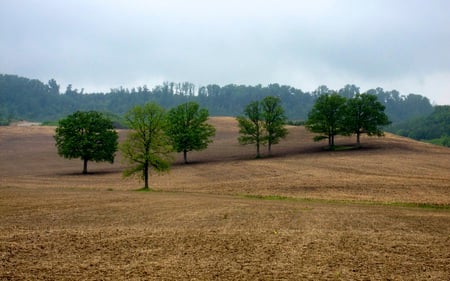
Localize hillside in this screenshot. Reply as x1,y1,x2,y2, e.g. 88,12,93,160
1,117,449,204
1,117,450,280
388,105,450,147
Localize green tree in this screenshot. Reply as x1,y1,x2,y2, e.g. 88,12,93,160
237,101,266,158
54,111,118,174
261,96,288,154
166,102,216,164
342,93,391,146
306,93,347,149
120,103,173,190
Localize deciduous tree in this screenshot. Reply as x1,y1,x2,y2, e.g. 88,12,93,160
306,93,346,149
342,93,391,146
54,111,118,174
237,101,266,158
166,102,216,164
261,96,288,154
120,103,173,190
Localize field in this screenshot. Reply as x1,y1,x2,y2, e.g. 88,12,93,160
1,117,449,280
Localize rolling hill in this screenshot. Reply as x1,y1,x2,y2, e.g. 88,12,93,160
1,117,449,280
1,117,449,204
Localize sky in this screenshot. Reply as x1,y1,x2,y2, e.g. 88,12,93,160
1,0,449,104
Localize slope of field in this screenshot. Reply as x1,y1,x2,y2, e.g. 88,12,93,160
1,117,449,280
1,117,449,204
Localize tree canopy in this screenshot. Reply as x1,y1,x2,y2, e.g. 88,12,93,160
237,101,266,158
120,103,173,189
54,111,118,174
237,97,289,157
342,93,391,146
0,74,435,125
306,93,391,148
305,93,347,148
261,96,288,154
166,102,216,163
389,105,450,147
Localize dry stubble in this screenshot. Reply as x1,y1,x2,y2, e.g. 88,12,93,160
1,118,449,280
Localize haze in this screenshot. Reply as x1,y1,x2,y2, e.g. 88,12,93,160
1,0,449,104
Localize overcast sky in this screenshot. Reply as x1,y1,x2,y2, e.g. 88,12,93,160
1,0,449,104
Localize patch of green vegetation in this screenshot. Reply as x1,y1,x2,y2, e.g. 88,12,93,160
241,194,291,201
425,135,450,147
325,145,361,151
388,105,450,147
41,121,58,126
240,194,450,211
384,201,450,210
134,187,155,192
0,119,10,126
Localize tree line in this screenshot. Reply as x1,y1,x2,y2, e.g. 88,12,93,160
0,74,434,125
55,95,389,189
55,102,215,188
388,105,450,147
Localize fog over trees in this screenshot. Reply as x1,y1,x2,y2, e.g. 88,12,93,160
0,74,434,123
2,74,447,146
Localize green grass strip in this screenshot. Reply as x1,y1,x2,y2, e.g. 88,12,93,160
240,194,450,210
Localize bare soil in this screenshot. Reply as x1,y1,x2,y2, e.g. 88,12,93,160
1,117,449,280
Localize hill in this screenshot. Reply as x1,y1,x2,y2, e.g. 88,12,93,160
389,105,450,147
1,117,449,280
1,117,449,204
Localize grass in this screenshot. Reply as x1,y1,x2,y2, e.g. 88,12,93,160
323,144,361,151
240,194,450,210
240,194,291,201
134,187,155,192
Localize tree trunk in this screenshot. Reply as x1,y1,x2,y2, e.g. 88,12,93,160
268,141,272,155
356,132,361,147
328,134,333,148
183,150,188,164
143,162,149,189
256,141,261,158
83,158,88,174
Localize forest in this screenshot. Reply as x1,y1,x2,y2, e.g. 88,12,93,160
1,73,447,146
388,105,450,147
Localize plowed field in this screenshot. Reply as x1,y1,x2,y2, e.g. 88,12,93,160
1,117,449,280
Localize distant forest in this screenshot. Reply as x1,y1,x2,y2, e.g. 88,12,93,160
389,105,450,147
0,74,434,125
4,74,449,146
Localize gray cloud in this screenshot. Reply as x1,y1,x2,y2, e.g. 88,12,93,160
1,0,449,104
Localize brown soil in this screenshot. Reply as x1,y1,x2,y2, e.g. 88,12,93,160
1,117,449,280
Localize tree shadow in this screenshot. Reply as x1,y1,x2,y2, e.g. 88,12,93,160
56,168,122,176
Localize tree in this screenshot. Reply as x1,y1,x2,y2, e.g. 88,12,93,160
47,79,60,96
237,101,266,158
166,102,216,164
120,103,173,190
261,96,288,154
342,93,391,146
338,84,360,99
306,93,347,149
54,111,118,174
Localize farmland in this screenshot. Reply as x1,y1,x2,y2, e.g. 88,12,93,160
1,117,449,280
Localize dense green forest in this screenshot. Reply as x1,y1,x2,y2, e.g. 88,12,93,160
389,105,450,147
0,74,434,124
3,73,448,146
